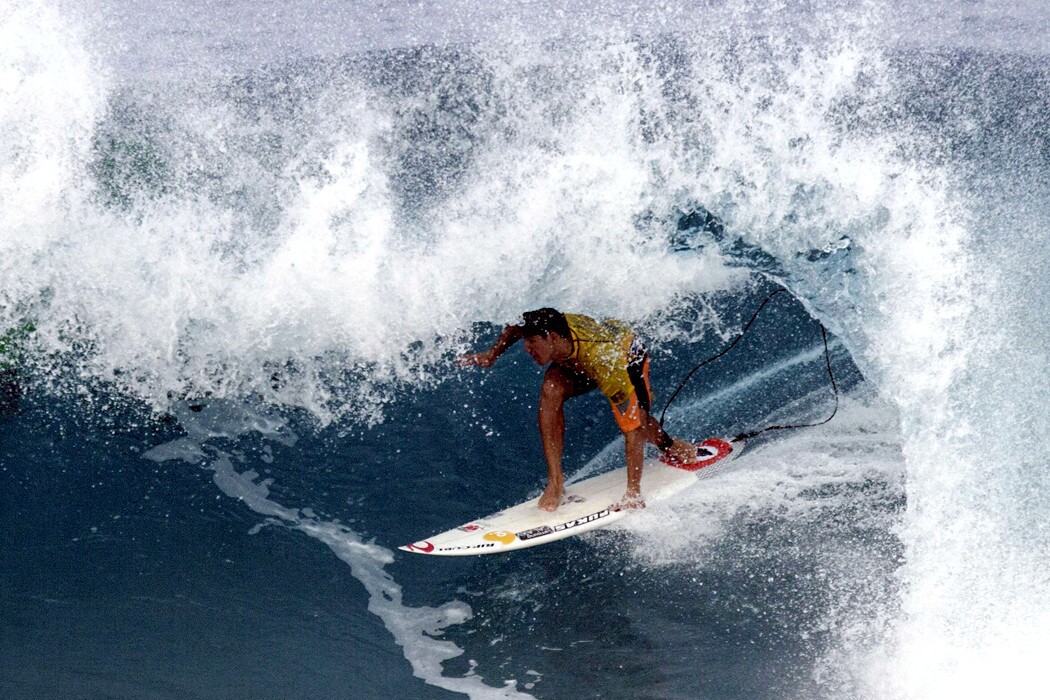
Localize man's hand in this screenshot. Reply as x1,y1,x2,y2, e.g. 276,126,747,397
457,325,523,368
457,351,495,368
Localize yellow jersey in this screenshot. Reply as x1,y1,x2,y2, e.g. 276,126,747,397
559,314,637,405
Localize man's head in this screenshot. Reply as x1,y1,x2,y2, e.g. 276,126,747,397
521,308,572,365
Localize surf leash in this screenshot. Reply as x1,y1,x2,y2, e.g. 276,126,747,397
658,288,840,443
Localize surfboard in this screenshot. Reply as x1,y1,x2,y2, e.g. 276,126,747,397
400,437,738,556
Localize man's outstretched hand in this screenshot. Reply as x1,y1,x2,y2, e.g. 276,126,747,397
457,352,495,368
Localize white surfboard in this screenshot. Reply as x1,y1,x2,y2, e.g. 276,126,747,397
400,438,738,556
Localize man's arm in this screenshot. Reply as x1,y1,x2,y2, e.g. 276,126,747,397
458,324,524,367
623,426,645,501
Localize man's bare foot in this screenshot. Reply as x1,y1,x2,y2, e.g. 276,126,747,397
538,484,564,512
610,492,646,512
663,439,698,465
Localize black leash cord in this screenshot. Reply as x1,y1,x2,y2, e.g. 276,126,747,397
657,288,840,443
659,288,791,427
730,322,839,442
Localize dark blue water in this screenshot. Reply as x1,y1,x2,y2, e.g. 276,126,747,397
3,406,433,699
2,294,886,699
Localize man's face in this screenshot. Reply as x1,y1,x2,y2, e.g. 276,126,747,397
523,333,557,365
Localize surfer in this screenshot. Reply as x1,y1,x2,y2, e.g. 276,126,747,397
460,308,698,512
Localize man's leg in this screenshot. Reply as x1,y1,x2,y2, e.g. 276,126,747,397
609,388,654,509
537,365,593,512
626,354,697,464
623,424,645,502
612,409,697,511
638,413,698,463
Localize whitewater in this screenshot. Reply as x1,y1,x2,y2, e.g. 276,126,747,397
3,0,1049,698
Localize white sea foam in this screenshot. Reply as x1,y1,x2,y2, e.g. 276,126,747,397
624,391,902,548
0,0,103,254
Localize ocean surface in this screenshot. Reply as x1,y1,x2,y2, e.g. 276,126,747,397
3,1,1049,698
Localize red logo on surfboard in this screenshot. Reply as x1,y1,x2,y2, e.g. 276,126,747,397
403,540,435,553
661,438,733,472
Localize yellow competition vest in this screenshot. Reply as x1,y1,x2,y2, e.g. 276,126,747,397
560,314,636,404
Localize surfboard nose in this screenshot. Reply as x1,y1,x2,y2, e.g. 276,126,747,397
400,540,436,554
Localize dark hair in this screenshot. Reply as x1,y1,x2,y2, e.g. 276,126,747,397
521,308,570,338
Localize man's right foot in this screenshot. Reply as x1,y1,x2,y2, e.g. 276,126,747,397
663,439,698,465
